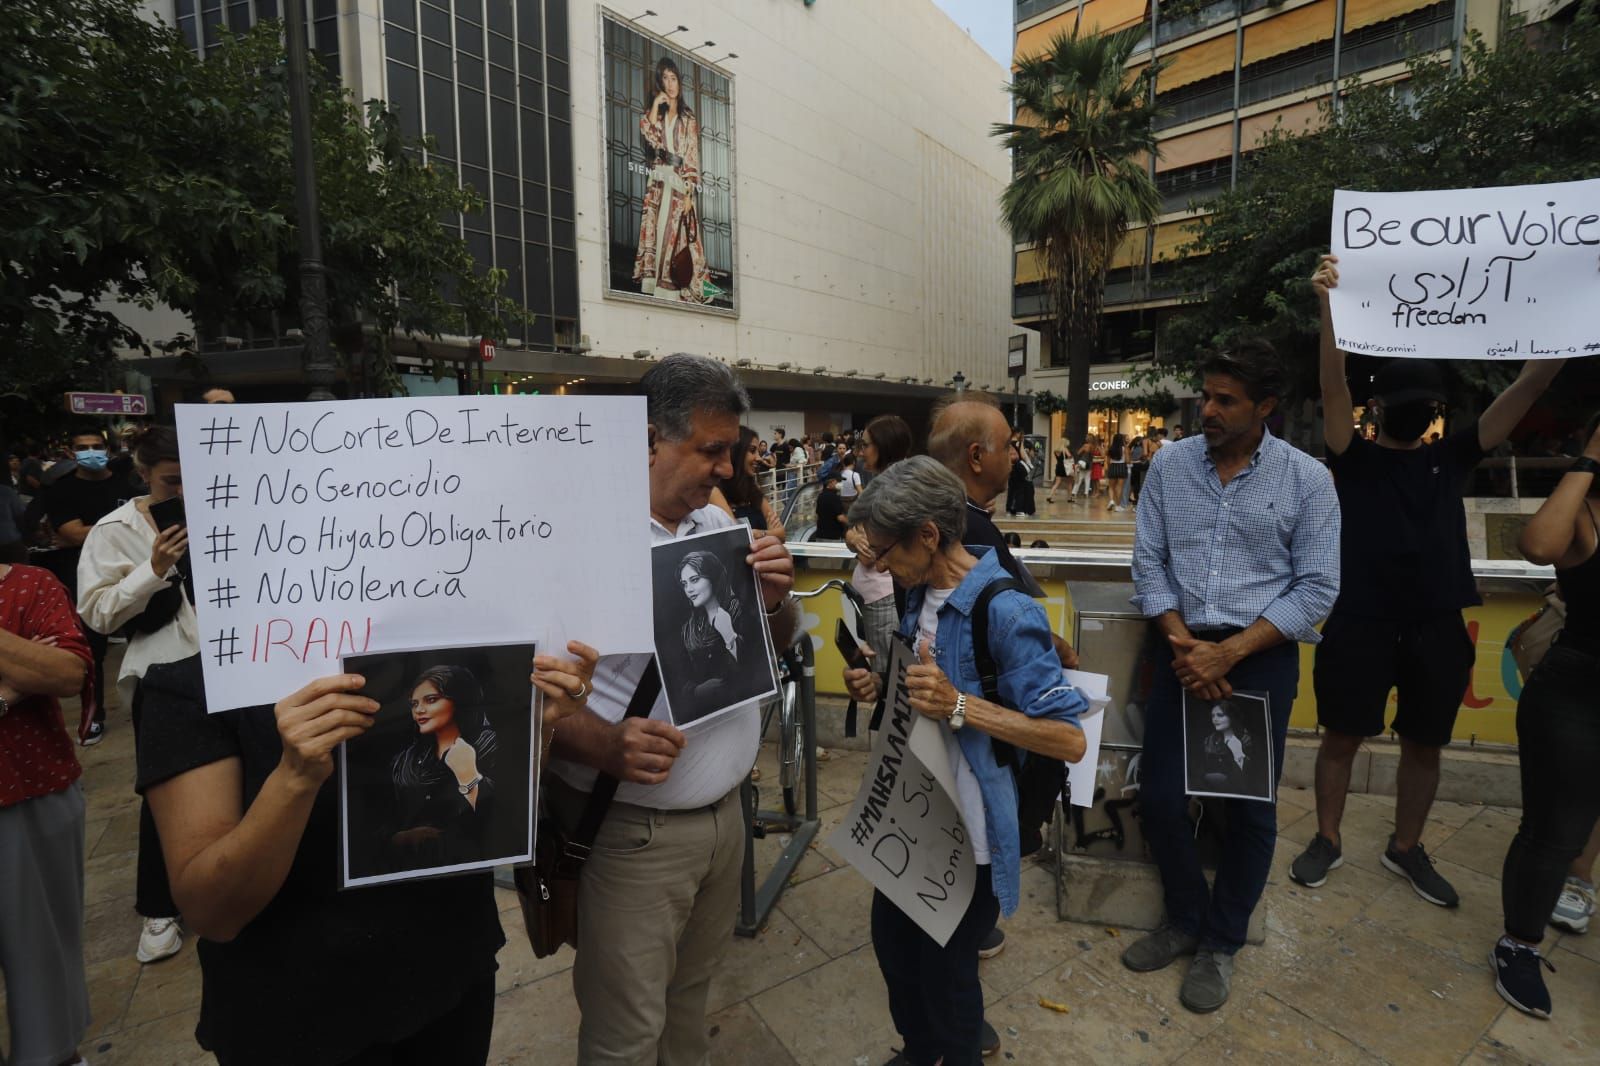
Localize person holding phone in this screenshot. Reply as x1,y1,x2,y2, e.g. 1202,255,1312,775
76,425,198,966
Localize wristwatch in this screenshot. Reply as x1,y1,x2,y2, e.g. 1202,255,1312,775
458,775,482,795
0,694,8,720
949,692,967,730
1572,456,1600,477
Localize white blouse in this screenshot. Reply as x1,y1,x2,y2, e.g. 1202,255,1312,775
77,497,200,701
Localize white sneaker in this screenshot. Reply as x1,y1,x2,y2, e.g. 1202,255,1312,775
137,916,183,963
1551,877,1596,934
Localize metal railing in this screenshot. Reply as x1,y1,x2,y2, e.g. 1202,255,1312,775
754,460,823,519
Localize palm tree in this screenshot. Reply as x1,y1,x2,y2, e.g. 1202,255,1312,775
993,25,1164,450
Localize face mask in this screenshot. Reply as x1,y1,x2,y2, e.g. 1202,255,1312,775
75,449,109,471
1379,401,1437,443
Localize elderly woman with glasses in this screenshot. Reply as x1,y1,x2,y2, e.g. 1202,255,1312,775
841,456,1088,1066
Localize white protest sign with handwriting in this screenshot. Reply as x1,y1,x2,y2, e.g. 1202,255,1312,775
827,639,975,947
1329,179,1600,359
175,397,652,712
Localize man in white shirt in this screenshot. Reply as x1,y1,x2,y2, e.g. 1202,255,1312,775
547,354,801,1064
837,454,862,501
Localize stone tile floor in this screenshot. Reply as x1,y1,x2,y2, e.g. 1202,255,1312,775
5,707,1599,1065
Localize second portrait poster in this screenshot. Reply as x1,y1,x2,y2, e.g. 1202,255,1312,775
652,525,779,728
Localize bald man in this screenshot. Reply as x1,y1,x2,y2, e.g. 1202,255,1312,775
927,398,1046,597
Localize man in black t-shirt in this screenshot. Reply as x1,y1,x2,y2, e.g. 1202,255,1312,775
814,475,847,540
43,427,131,741
1293,257,1565,907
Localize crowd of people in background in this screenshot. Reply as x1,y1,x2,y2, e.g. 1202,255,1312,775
1,330,1596,1066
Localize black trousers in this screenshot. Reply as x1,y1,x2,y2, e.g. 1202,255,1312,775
83,621,107,725
335,974,496,1066
871,866,999,1066
1502,643,1600,943
131,683,180,919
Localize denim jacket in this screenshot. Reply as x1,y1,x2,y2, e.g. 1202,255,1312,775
897,548,1088,916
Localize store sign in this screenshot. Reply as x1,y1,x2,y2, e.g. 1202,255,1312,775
66,391,148,416
1007,334,1027,379
1089,380,1129,392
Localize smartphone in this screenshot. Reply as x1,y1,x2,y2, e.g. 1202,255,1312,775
835,618,870,671
149,496,186,532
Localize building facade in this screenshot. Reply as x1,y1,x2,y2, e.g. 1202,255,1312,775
131,0,1032,433
1010,0,1567,449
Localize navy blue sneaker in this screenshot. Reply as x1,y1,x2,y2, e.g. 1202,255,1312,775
1491,938,1554,1019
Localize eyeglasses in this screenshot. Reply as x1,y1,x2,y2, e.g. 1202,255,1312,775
863,536,901,560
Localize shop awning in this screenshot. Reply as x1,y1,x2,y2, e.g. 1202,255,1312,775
1238,97,1325,148
1345,0,1440,33
1241,0,1336,66
1156,122,1234,171
1015,0,1151,63
1157,32,1236,91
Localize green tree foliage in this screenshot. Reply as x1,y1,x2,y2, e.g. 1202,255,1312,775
1164,5,1600,421
2,0,524,408
993,25,1165,450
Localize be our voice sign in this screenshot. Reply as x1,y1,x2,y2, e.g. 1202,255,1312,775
175,396,654,712
1329,178,1600,359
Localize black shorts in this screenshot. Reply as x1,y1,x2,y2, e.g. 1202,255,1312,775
1312,609,1475,747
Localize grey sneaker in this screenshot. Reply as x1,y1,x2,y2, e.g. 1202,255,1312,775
1381,835,1459,908
1121,924,1200,973
978,926,1006,959
981,1020,1000,1057
1290,833,1344,888
1180,949,1234,1013
1550,877,1595,934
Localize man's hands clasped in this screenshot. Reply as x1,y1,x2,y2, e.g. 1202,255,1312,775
1168,634,1238,700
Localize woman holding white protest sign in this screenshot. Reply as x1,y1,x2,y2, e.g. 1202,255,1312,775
841,456,1088,1066
133,641,597,1065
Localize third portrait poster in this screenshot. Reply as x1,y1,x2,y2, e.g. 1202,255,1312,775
1182,690,1274,804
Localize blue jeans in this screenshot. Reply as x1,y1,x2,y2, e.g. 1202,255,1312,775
1140,632,1298,953
871,866,999,1066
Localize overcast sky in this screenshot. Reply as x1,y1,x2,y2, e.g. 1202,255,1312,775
931,0,1013,68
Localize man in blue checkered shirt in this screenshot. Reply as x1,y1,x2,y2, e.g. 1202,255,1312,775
1122,339,1341,1014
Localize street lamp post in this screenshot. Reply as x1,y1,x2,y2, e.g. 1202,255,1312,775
283,0,336,401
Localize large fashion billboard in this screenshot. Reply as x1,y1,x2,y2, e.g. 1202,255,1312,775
601,11,736,313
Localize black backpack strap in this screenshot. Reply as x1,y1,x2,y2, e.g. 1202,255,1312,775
971,578,1024,769
559,657,662,874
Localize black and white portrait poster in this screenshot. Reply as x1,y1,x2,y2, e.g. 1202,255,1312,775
652,524,778,728
601,11,736,312
1183,690,1274,804
338,642,537,888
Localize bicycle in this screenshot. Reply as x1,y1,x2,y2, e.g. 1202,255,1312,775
738,576,864,936
755,577,865,815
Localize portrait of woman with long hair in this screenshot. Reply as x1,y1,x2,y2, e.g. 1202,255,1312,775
675,549,762,708
1185,693,1272,801
386,664,500,869
633,55,712,303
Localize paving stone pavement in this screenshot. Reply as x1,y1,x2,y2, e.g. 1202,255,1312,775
4,703,1599,1065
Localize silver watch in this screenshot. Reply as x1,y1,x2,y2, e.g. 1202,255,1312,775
949,692,967,730
0,694,9,720
458,774,482,795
